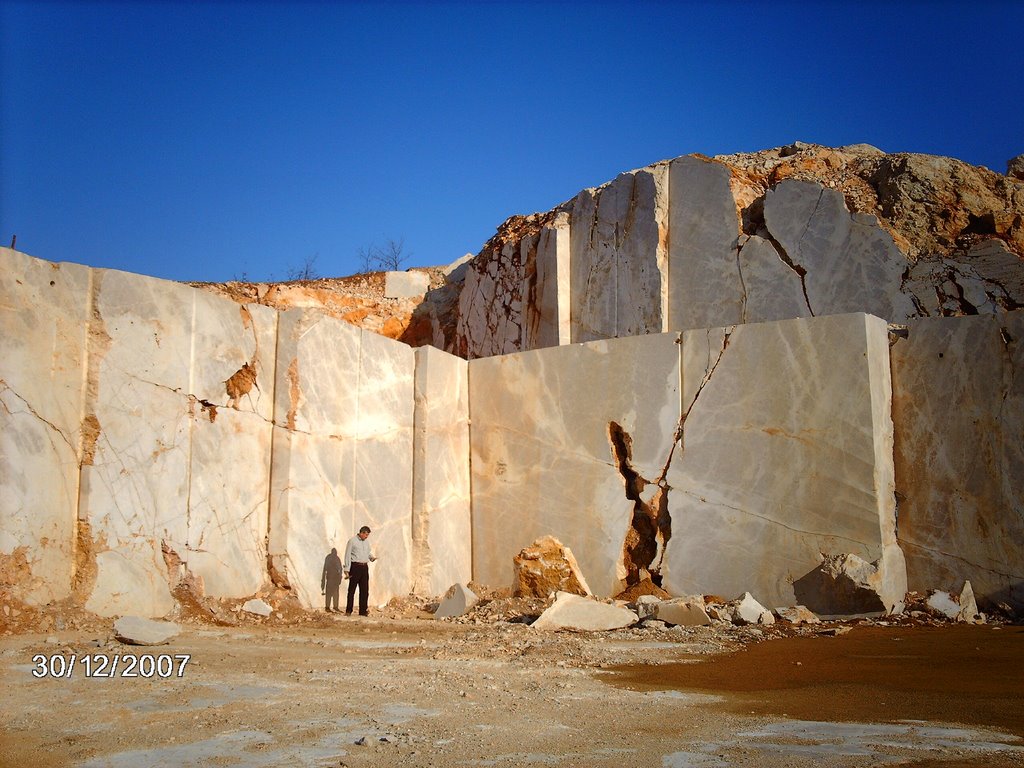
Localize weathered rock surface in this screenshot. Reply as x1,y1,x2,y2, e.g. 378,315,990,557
654,596,711,626
892,312,1024,611
384,270,430,299
512,536,592,598
434,583,479,619
113,616,180,645
531,592,637,631
775,605,821,625
793,553,893,616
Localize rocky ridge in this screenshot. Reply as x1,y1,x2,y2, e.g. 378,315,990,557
194,143,1024,360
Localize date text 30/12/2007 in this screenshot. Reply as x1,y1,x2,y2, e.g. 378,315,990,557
30,653,191,678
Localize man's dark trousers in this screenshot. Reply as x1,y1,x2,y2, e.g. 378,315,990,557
346,562,369,616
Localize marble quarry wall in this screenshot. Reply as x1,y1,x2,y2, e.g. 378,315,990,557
451,146,1024,361
470,313,905,610
3,244,1022,616
0,247,471,617
892,312,1024,609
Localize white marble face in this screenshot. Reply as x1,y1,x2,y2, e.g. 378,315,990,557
268,315,416,608
892,311,1024,610
526,215,571,351
469,313,903,609
470,333,680,598
0,249,91,605
413,346,471,596
78,269,196,616
663,314,901,609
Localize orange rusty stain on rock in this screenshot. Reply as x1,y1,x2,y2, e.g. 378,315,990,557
286,358,300,431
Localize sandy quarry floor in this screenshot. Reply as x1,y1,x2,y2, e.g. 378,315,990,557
1,600,1022,768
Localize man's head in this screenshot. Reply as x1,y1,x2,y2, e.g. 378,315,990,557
330,547,337,555
358,526,371,540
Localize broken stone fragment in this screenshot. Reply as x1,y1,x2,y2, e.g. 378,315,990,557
632,595,661,620
434,583,479,619
793,553,890,616
957,581,980,623
729,593,775,625
925,590,961,620
512,536,592,598
654,596,711,627
241,598,273,617
531,592,638,631
775,605,821,625
113,616,181,646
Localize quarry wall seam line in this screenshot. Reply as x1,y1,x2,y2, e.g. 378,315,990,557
71,266,98,587
263,306,281,589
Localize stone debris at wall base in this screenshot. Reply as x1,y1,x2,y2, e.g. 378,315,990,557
729,592,775,625
531,592,638,631
793,553,889,616
434,583,479,619
113,616,181,646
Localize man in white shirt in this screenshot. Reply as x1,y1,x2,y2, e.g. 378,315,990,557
343,525,376,616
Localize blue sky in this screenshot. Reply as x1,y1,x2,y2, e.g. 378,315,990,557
2,1,1022,284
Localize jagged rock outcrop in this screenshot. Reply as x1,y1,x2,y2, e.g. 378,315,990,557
512,536,592,598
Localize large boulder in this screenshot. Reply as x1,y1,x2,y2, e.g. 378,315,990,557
531,592,637,631
512,536,591,598
729,592,775,625
793,553,892,615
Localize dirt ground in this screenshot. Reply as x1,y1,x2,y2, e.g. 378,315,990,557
1,595,1022,768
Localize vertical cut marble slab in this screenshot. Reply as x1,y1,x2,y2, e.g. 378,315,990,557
353,329,415,604
470,334,680,597
763,180,917,322
664,313,904,609
184,294,278,598
0,248,90,604
525,212,571,350
667,156,745,331
79,268,195,617
268,309,360,607
892,312,1024,609
412,346,471,596
570,165,669,343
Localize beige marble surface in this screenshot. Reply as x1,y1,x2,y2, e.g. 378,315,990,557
664,314,903,609
526,213,571,350
470,333,681,597
570,165,669,343
0,248,90,605
667,156,744,331
413,346,471,596
892,311,1024,609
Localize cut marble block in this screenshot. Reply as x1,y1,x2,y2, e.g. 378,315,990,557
412,345,471,596
525,212,571,350
892,311,1024,610
470,333,680,598
186,407,272,599
79,268,195,617
667,156,745,331
352,329,415,603
663,313,904,610
267,313,415,608
570,165,669,343
0,248,90,604
268,427,354,607
763,179,918,323
268,309,361,607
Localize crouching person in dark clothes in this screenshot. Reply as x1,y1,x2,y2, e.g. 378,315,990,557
343,525,376,616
